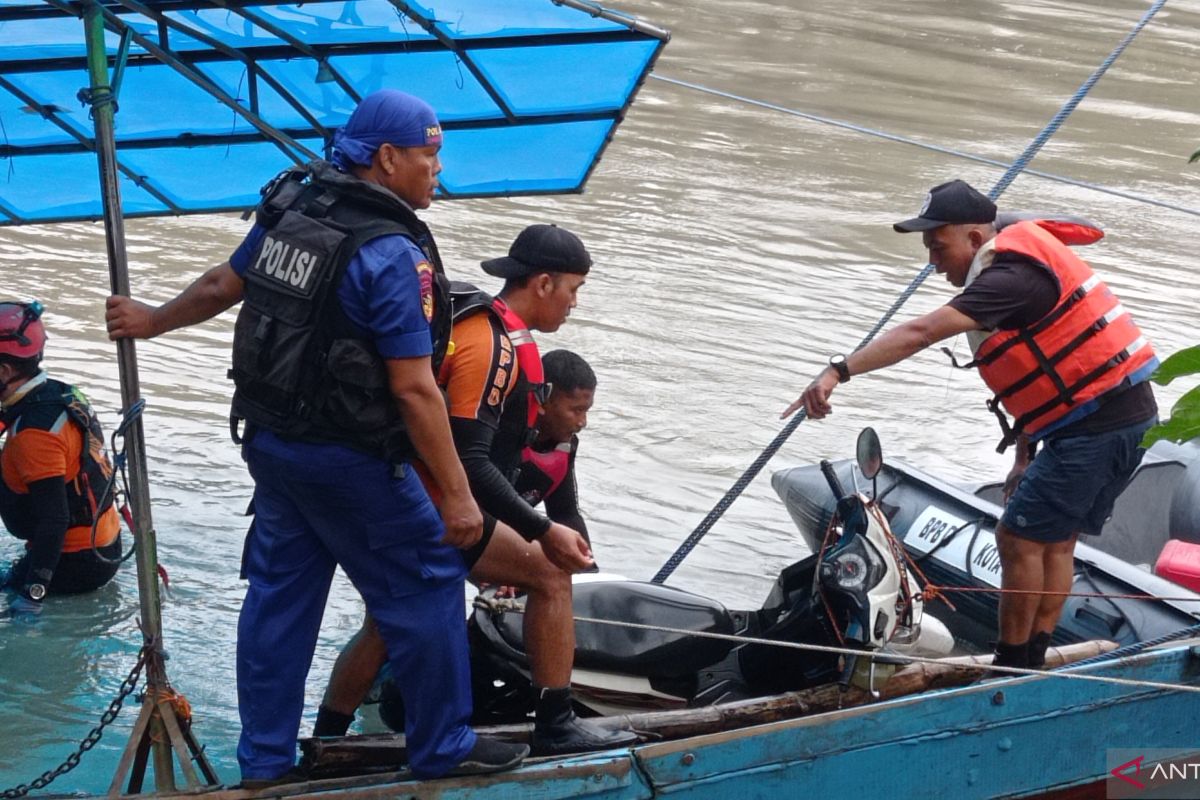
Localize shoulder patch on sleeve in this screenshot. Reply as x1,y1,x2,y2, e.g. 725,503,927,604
414,260,435,322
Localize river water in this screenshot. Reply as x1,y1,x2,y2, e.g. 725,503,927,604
2,0,1199,790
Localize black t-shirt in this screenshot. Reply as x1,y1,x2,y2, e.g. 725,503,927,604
947,253,1156,437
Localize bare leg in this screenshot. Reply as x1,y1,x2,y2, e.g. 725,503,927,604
1031,535,1078,635
995,523,1047,646
470,524,573,687
322,615,388,715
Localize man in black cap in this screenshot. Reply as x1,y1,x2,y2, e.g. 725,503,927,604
318,224,638,755
783,179,1157,672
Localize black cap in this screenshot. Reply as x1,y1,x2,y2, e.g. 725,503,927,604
893,179,997,233
481,224,592,278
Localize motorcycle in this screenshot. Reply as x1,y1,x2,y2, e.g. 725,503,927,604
378,428,952,728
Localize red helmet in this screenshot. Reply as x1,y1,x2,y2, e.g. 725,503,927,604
0,301,47,360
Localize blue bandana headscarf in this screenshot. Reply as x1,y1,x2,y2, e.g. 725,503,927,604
331,90,443,171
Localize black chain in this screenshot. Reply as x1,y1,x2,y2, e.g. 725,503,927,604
2,646,148,799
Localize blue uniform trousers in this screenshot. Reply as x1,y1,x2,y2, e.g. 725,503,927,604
237,436,475,779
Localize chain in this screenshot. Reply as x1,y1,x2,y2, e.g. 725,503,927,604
2,646,148,799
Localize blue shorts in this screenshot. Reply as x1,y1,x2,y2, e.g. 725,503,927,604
1001,417,1154,543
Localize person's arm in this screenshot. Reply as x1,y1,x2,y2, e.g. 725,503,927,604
20,477,70,594
106,262,244,340
451,405,594,573
1004,434,1034,502
543,442,588,545
385,357,482,548
783,304,981,420
450,416,551,540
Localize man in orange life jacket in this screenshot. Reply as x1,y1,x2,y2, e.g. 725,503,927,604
316,226,636,755
1,301,122,614
783,180,1158,670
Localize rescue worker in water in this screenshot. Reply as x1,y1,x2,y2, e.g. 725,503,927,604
0,301,123,613
784,179,1158,671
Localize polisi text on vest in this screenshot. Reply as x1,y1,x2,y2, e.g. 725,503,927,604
252,235,321,291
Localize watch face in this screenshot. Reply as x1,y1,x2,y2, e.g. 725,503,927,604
27,584,46,601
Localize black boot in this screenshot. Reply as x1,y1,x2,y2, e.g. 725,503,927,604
312,704,355,737
531,687,639,756
1027,631,1053,670
991,640,1030,676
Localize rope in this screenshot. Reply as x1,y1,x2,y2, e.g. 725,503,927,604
91,400,145,566
650,0,1170,584
477,596,1200,694
650,76,1200,219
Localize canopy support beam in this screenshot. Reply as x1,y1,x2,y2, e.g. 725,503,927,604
81,2,217,792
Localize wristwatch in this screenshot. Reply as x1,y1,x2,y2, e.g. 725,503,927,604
25,583,46,602
829,354,851,383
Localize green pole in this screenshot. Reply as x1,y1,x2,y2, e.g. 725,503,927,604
81,2,175,790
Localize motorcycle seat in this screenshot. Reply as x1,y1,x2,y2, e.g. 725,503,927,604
492,580,739,679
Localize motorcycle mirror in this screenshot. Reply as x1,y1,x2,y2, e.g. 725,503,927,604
856,427,883,480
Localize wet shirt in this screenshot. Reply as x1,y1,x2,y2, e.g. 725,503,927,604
949,254,1156,436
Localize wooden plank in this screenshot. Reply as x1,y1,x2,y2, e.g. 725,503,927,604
107,699,154,796
158,699,203,787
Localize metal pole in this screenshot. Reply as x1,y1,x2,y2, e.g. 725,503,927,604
81,3,175,791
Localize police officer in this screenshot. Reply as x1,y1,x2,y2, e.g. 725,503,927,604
1,301,122,613
106,90,527,784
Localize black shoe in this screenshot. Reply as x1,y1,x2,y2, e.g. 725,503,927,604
532,710,639,756
443,736,529,777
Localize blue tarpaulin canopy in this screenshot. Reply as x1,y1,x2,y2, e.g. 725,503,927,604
0,0,668,224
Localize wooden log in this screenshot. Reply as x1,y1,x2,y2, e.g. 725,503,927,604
301,640,1116,777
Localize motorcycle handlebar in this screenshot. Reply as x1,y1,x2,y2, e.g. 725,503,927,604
819,459,847,502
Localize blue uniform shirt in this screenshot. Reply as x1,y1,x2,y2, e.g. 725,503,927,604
230,223,436,459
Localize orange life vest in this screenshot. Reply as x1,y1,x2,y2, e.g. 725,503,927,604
970,220,1157,451
490,297,545,433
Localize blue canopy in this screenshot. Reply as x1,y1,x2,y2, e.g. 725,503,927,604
0,0,668,224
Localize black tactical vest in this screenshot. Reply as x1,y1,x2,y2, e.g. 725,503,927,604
0,378,115,533
228,161,451,463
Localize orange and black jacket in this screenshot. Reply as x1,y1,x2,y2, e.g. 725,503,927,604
433,284,550,541
0,376,120,580
971,220,1158,450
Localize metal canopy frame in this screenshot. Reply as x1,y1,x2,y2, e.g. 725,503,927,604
0,0,670,224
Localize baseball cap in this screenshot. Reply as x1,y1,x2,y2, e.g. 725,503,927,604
481,224,592,279
893,179,997,233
